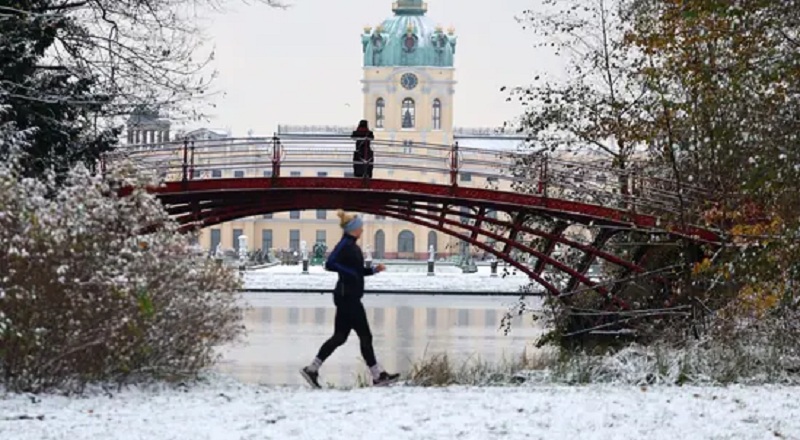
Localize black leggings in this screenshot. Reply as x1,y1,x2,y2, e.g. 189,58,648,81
316,302,377,367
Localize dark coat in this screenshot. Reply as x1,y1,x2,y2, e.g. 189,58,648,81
351,129,374,161
325,234,375,306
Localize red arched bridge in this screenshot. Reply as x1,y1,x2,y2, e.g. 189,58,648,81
108,135,720,306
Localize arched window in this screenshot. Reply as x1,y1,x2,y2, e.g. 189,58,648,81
398,230,416,256
427,231,438,253
376,98,385,129
432,99,442,130
401,98,415,129
374,230,386,259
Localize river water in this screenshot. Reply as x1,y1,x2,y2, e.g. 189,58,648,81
217,292,543,387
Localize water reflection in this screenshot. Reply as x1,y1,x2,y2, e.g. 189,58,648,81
217,293,543,387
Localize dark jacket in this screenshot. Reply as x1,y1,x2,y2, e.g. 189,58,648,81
351,129,374,161
325,234,375,306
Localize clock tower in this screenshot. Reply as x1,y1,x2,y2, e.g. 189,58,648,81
360,0,457,148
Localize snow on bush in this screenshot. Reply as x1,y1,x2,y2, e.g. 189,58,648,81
0,156,244,392
548,313,800,386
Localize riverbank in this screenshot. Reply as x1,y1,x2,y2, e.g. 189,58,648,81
242,264,532,293
2,378,797,439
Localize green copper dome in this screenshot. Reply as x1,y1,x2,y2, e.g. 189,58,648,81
361,1,457,68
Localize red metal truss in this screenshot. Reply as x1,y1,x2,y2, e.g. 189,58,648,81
563,229,616,294
137,177,722,303
161,187,691,276
149,177,719,242
533,221,569,276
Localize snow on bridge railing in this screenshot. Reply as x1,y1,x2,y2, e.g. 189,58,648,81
104,135,711,216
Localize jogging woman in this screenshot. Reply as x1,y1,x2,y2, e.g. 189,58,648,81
301,210,400,388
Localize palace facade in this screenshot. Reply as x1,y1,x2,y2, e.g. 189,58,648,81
127,0,535,259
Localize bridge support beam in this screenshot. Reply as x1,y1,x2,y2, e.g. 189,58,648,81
533,221,569,276
564,229,616,295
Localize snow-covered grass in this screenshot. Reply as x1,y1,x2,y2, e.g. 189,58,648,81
242,264,531,292
548,342,800,387
385,344,800,388
1,378,798,439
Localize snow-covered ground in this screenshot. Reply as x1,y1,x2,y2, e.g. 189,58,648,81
6,267,797,439
2,380,799,439
242,264,532,293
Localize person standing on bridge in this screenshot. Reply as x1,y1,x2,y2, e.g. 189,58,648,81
351,119,374,178
301,210,400,388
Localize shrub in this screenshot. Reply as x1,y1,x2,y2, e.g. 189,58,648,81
406,349,556,387
547,307,800,385
0,158,244,392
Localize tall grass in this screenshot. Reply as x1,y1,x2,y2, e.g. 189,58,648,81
380,339,799,388
406,348,557,387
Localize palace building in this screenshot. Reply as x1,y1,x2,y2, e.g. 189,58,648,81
127,0,535,259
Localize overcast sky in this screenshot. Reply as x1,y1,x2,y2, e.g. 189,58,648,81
193,0,562,135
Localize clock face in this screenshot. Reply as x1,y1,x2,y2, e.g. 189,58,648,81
400,73,419,90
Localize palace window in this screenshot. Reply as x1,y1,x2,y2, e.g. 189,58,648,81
261,230,273,250
427,231,438,252
402,98,415,129
210,229,221,252
460,206,471,224
398,230,416,254
374,230,386,259
376,98,385,129
233,229,244,251
433,99,442,130
289,230,300,251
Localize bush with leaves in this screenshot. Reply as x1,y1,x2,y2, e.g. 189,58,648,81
0,153,244,393
507,0,800,350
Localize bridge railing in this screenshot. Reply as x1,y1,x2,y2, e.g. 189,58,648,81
104,135,711,217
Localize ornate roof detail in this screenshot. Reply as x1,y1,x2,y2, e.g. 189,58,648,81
362,1,456,68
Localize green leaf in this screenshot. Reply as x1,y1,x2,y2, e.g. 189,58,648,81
683,9,698,19
137,288,155,319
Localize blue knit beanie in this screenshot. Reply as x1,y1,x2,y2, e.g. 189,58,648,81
344,216,363,233
337,210,363,233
